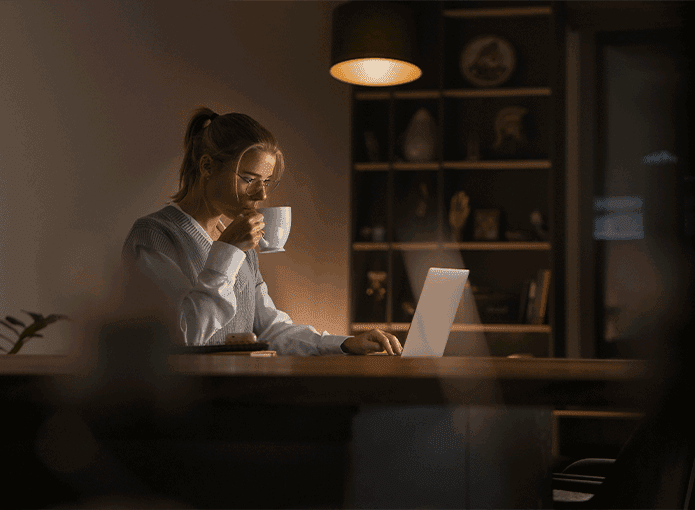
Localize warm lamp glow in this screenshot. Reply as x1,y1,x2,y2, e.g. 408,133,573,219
330,1,422,88
330,57,422,87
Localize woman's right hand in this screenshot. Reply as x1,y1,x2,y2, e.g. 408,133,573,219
218,209,266,251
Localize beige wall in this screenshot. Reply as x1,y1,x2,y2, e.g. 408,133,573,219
0,0,351,354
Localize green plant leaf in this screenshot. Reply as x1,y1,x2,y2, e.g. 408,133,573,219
5,316,25,327
0,321,19,336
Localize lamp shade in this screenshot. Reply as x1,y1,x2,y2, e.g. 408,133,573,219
330,1,422,87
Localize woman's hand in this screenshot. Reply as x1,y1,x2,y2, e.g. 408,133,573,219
341,329,402,355
218,209,266,251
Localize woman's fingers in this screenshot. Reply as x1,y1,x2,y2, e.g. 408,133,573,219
221,211,266,250
390,333,403,355
371,329,402,355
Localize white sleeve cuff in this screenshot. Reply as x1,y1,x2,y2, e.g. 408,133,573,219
319,334,351,355
205,241,247,276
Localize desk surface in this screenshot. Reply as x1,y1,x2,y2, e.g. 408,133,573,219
0,354,650,377
166,354,650,379
0,355,655,408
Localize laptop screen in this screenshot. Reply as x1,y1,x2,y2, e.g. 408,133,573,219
401,268,469,357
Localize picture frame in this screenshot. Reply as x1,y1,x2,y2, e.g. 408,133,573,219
473,209,501,241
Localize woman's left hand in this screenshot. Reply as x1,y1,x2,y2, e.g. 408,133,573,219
341,329,402,355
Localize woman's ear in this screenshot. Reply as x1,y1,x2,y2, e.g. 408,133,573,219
199,154,213,179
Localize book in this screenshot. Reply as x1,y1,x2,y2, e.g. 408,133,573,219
525,279,537,324
532,269,551,325
518,279,531,323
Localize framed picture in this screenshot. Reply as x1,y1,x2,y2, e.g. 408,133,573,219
473,209,501,241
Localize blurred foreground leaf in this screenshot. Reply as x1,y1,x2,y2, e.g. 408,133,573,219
0,311,72,354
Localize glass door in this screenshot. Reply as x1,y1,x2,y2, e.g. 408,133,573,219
594,28,693,358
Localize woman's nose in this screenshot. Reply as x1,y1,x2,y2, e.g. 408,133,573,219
250,186,267,200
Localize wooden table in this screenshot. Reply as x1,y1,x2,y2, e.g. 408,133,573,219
163,354,653,408
0,355,656,508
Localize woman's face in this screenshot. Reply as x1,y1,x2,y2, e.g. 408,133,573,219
206,150,276,218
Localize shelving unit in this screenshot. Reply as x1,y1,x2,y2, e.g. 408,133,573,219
348,1,565,357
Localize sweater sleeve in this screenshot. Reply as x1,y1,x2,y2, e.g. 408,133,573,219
245,250,348,356
123,232,247,346
253,282,348,355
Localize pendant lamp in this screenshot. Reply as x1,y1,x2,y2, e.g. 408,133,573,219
330,1,422,87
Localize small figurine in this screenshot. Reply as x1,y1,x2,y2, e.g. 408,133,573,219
366,270,387,302
402,108,436,162
449,191,471,242
492,106,528,158
364,131,380,162
530,209,548,241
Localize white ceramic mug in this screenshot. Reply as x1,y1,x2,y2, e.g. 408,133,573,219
258,207,291,253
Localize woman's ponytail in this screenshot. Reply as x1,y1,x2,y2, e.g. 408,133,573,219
171,107,284,203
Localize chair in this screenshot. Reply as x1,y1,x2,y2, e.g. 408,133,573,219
553,387,695,509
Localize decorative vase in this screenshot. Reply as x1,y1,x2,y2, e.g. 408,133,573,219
402,108,436,162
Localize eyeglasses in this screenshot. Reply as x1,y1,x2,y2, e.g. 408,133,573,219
234,172,280,195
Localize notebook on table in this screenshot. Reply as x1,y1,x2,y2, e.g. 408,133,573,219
371,267,469,357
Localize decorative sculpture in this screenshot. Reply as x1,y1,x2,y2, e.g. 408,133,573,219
492,106,529,158
449,191,471,242
402,108,436,162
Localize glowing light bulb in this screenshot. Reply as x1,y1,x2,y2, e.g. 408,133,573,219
330,58,422,87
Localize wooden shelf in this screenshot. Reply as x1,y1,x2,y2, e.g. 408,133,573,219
443,88,552,98
355,161,552,171
353,242,551,251
443,242,551,251
451,324,551,334
443,160,552,170
393,90,440,100
443,6,552,18
354,162,389,171
355,90,440,101
350,323,551,334
392,162,439,171
391,242,439,251
353,243,390,251
355,88,552,100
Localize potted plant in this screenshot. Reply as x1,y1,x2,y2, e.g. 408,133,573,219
0,311,70,354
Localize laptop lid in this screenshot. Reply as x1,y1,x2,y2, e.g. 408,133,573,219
401,267,469,357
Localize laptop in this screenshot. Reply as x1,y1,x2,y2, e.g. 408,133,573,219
396,267,469,357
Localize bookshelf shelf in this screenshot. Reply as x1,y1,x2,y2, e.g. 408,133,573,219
353,242,551,251
442,160,552,170
443,87,552,98
349,1,564,357
443,6,552,18
443,242,551,251
354,163,389,171
356,88,553,101
355,161,552,171
350,323,552,334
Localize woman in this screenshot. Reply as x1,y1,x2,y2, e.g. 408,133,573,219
122,107,401,356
